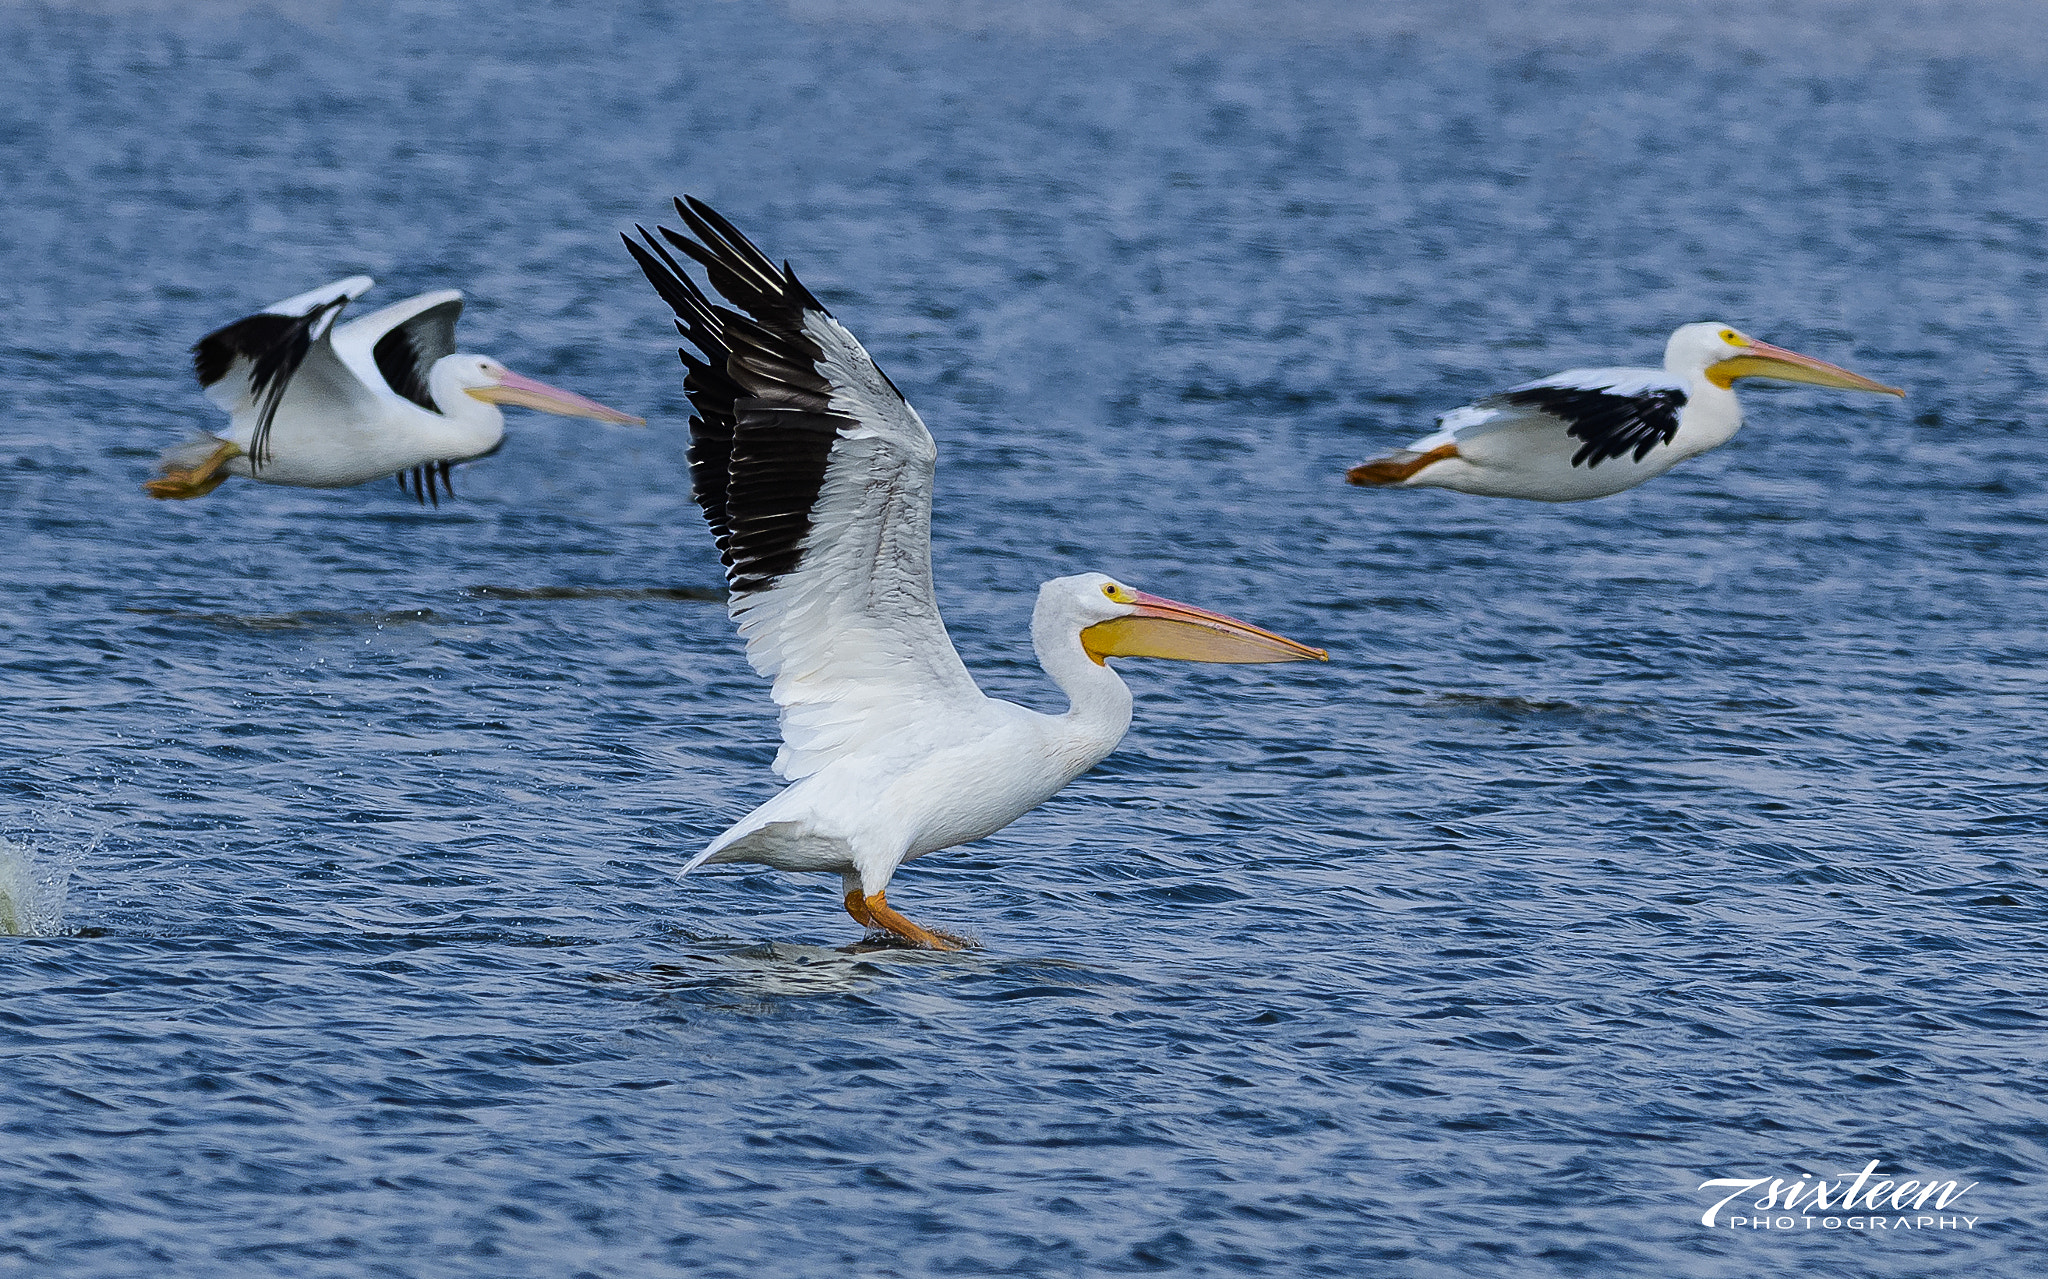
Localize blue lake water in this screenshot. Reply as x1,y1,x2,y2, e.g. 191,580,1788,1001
3,1,2045,1274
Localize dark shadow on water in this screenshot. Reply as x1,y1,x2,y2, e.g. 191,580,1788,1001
125,605,455,632
589,939,965,998
839,932,980,955
464,584,726,603
1438,692,1585,714
1426,691,1654,722
122,584,726,631
590,934,1108,1003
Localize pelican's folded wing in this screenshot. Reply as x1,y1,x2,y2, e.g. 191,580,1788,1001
1465,368,1689,469
627,199,983,781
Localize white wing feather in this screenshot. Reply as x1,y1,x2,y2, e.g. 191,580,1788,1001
248,340,382,430
740,310,983,781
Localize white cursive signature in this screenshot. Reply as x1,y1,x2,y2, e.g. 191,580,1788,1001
1698,1161,1977,1227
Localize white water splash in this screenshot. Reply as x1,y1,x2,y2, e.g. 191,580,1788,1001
0,837,72,937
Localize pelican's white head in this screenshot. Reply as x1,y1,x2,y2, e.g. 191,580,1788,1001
1663,322,1902,396
1036,572,1326,666
437,354,644,424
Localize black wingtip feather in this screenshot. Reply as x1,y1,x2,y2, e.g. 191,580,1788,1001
628,197,862,595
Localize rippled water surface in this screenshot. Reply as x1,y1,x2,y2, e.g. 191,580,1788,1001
4,1,2046,1274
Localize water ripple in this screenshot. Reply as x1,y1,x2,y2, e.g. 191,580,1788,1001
2,1,2045,1275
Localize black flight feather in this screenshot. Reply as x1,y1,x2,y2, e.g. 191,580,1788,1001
372,298,463,414
190,296,353,472
624,227,740,560
393,462,454,507
626,202,858,595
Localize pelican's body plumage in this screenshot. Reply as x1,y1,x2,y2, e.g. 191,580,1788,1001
147,277,640,502
1348,323,1902,502
628,199,1324,948
689,575,1143,885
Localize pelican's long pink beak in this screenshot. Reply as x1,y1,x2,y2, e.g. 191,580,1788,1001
467,368,644,424
1706,339,1903,396
1082,590,1328,665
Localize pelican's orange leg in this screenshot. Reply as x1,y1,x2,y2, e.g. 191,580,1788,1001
860,891,973,951
844,888,877,928
144,440,243,500
1346,442,1459,487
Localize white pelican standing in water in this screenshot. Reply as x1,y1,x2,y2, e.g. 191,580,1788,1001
1347,323,1903,502
627,198,1326,950
146,277,642,503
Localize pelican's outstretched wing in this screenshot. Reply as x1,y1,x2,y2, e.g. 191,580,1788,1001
191,276,379,470
330,290,465,414
1440,368,1689,469
627,197,982,780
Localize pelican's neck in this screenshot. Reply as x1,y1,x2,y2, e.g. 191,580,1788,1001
425,359,509,459
1032,597,1135,772
1675,363,1745,454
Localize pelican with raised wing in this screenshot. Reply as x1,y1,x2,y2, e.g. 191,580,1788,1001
1347,323,1903,502
146,277,641,504
627,197,1326,951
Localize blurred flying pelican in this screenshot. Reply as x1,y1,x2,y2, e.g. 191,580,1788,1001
1347,323,1903,502
146,277,642,503
627,198,1326,950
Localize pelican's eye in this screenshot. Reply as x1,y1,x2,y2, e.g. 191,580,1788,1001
1102,582,1135,603
1719,328,1744,345
1103,583,1119,598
